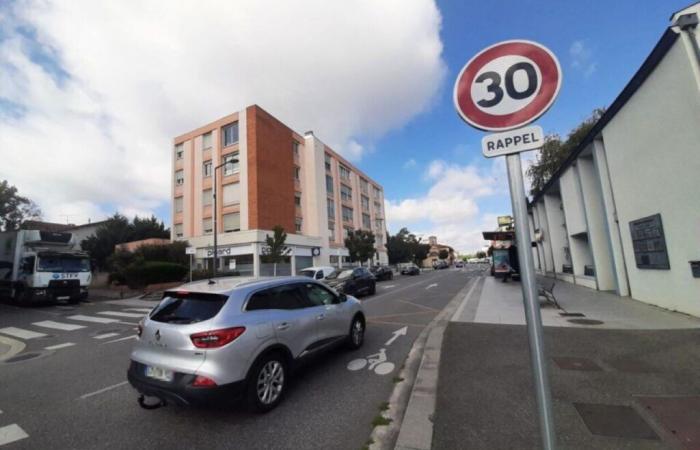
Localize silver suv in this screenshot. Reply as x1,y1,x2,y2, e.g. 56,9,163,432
127,276,365,412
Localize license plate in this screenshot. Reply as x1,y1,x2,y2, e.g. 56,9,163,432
145,365,174,382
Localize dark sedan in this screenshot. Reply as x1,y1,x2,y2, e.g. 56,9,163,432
324,267,376,297
369,265,394,281
400,265,420,276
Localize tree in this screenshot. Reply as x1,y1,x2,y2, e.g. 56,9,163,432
527,108,605,196
0,180,41,231
386,227,430,266
132,215,169,240
438,249,449,260
344,230,376,264
476,251,487,259
261,225,288,276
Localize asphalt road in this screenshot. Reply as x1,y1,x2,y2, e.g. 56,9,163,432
0,268,478,450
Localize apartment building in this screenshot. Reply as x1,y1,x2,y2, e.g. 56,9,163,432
172,105,388,276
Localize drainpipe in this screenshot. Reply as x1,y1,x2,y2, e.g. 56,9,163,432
673,13,700,92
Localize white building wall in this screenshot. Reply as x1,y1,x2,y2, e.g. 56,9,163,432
601,36,700,316
535,200,554,273
543,192,573,283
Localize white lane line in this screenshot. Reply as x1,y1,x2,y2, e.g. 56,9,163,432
79,381,129,400
123,308,153,313
364,271,453,303
67,315,119,324
93,333,120,340
117,321,139,326
103,335,137,344
97,311,145,318
45,342,76,350
425,283,438,290
383,285,396,289
451,277,481,322
0,424,29,446
0,327,47,340
32,320,85,331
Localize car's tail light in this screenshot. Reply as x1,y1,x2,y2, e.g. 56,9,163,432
192,375,217,387
190,327,246,348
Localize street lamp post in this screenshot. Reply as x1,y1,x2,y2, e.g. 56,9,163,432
211,157,239,279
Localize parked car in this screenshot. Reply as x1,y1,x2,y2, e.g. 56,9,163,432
400,264,420,276
324,267,376,296
455,261,464,268
369,265,393,281
433,260,449,270
127,276,366,412
298,266,335,280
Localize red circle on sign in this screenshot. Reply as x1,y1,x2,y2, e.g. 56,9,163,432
453,40,561,131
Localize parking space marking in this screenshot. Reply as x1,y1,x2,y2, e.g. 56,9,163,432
103,335,137,344
93,333,120,340
97,311,145,318
79,381,129,400
32,321,85,331
45,342,76,350
0,327,47,340
67,315,119,324
0,424,29,446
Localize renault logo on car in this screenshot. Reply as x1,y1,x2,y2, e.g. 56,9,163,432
155,330,161,341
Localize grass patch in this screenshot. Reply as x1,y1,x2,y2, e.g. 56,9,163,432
371,414,392,427
392,376,404,384
379,401,389,412
360,438,374,450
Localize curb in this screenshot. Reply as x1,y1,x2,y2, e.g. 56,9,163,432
369,276,483,450
0,335,26,362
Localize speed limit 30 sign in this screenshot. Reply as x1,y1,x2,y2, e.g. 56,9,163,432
453,40,561,133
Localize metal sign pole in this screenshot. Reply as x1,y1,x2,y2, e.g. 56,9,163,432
505,152,556,450
189,253,193,283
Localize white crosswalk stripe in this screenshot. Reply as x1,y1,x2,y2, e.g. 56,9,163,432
45,342,76,350
0,327,47,340
67,315,119,324
0,424,29,446
97,311,146,318
32,321,85,331
93,333,120,340
123,308,153,313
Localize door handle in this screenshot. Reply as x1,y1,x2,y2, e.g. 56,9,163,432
316,314,325,321
277,322,290,331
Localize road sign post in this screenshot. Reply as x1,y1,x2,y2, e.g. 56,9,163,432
454,40,560,450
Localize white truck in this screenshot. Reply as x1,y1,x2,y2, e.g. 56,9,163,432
0,229,92,304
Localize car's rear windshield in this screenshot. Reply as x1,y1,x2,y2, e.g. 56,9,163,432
150,292,229,324
299,270,315,278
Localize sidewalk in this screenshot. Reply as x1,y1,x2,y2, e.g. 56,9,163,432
401,276,700,450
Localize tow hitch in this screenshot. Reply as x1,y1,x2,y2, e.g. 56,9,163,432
138,394,166,410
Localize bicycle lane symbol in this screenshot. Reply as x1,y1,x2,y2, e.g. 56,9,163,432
347,348,395,375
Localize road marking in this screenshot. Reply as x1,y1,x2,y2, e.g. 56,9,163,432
79,381,129,399
93,333,120,340
123,308,152,313
425,283,438,290
0,424,29,446
103,335,137,344
97,311,145,318
45,342,76,350
117,321,139,326
385,326,408,346
396,299,441,312
32,320,85,331
451,277,481,322
0,327,47,340
364,271,453,303
67,315,119,324
382,285,396,289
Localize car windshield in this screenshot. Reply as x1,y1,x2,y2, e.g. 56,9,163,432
326,269,353,280
151,292,228,324
36,255,90,272
299,270,315,278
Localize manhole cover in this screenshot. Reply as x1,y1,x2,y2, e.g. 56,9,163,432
568,318,604,325
553,357,602,371
3,352,44,363
559,312,585,317
574,403,659,440
638,396,700,447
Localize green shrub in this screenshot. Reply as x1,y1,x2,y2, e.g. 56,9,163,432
123,261,188,288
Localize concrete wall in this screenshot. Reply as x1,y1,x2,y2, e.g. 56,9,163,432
601,36,700,316
543,192,568,275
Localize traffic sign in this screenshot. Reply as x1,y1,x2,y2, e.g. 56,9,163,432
453,40,561,132
482,125,543,158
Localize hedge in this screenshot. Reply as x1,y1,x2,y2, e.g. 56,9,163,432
123,261,188,288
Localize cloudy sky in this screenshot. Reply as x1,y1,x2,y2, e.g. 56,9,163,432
0,0,686,253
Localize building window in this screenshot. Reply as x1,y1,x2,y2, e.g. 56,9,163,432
344,226,353,238
222,183,240,205
203,161,212,177
362,213,371,229
174,223,183,238
341,184,352,202
295,217,302,233
223,152,239,176
327,198,335,219
292,141,300,156
222,122,239,147
376,233,383,246
295,192,302,207
361,195,369,211
360,178,369,194
326,175,334,194
374,201,382,215
342,206,353,223
373,186,382,200
328,222,335,242
202,189,212,206
325,153,332,172
294,166,301,180
203,218,213,235
175,143,184,160
202,132,213,150
375,218,384,230
339,164,351,180
223,213,240,233
174,197,184,213
175,170,184,186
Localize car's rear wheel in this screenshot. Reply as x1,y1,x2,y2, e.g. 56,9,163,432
369,282,376,295
246,352,287,413
347,315,365,350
